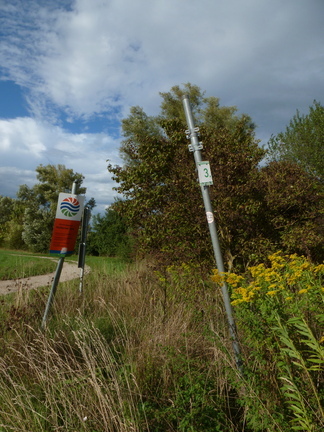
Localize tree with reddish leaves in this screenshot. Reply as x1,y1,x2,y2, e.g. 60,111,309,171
108,84,323,269
108,84,265,270
259,161,323,262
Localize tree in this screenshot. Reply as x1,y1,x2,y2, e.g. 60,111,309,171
0,196,27,250
0,196,14,245
17,164,88,253
18,164,86,213
109,84,324,269
267,101,324,181
88,207,131,258
259,161,323,262
108,84,265,269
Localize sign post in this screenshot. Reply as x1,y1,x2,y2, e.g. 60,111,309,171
41,182,84,330
182,95,243,373
78,206,91,294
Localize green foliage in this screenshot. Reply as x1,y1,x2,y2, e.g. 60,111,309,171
1,251,323,431
22,206,56,253
274,316,324,431
258,161,323,262
217,252,324,431
88,207,132,259
0,196,14,219
32,164,86,212
0,196,25,249
16,164,88,253
109,83,324,270
159,83,255,132
139,347,227,432
108,83,265,269
267,100,324,181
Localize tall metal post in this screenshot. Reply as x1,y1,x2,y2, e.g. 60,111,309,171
41,256,65,330
78,206,91,294
182,95,243,372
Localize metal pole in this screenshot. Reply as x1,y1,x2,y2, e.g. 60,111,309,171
78,206,91,294
41,256,64,330
72,181,77,195
182,95,243,372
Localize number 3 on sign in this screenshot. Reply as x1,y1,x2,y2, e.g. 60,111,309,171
198,161,213,186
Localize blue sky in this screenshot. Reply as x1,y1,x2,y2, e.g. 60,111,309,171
1,0,323,215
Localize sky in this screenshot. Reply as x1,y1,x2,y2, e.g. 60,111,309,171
0,0,323,215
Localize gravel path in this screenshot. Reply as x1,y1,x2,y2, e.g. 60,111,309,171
0,256,90,295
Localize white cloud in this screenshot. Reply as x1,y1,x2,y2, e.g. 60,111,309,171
1,0,322,124
0,0,323,213
0,118,47,157
0,117,121,211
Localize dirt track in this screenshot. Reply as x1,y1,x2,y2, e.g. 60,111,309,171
0,256,90,295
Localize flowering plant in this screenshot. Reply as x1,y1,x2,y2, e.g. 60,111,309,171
212,251,323,318
212,252,324,430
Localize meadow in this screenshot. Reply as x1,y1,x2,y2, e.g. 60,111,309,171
0,250,323,431
0,249,57,280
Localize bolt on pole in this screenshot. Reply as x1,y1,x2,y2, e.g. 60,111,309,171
182,95,243,372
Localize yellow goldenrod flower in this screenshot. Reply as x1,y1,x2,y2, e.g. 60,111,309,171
227,251,322,309
314,264,324,273
231,299,244,306
298,289,308,295
271,262,285,270
249,263,266,278
235,287,248,296
299,262,310,270
211,269,224,284
268,252,284,262
289,254,299,260
286,271,303,284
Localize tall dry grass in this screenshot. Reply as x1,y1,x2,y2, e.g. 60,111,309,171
0,260,242,431
2,257,312,431
0,321,147,431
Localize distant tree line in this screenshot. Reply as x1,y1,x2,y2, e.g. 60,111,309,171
0,164,95,253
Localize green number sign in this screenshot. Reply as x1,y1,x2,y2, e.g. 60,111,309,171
197,161,213,186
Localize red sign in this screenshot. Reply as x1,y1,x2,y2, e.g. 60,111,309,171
50,219,81,255
49,193,85,255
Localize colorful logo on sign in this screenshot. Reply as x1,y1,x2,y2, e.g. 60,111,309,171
60,197,80,217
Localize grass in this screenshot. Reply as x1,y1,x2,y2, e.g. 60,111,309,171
0,256,237,431
0,249,126,281
0,249,57,280
82,254,128,274
0,251,323,431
